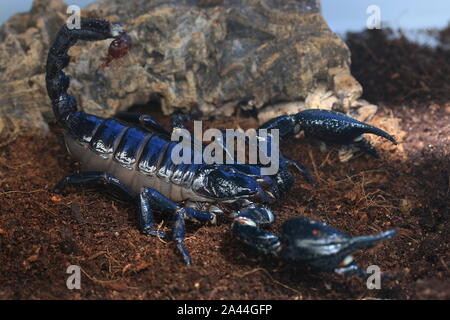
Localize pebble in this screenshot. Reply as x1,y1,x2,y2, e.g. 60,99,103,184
445,105,450,114
428,103,440,113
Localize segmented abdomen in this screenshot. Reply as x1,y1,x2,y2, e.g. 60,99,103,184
63,111,202,201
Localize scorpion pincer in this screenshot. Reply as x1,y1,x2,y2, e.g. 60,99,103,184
46,19,398,278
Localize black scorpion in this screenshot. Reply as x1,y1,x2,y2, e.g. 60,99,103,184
46,19,399,278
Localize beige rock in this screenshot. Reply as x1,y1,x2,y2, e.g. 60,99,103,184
257,101,306,124
0,0,365,134
329,67,363,110
305,83,339,111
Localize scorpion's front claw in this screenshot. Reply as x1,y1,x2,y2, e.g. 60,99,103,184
279,217,398,277
260,109,397,158
232,214,398,278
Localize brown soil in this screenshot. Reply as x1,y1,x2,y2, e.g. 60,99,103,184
0,102,449,300
346,25,450,104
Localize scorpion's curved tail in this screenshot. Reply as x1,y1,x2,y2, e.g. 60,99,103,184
45,19,128,123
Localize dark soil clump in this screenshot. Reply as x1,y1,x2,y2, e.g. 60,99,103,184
346,25,450,104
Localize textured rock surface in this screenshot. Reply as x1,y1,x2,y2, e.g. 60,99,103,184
0,0,366,133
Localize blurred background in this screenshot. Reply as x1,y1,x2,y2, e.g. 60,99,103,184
1,0,449,35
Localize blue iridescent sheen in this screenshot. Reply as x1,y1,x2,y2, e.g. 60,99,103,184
138,134,170,175
90,119,127,155
65,111,103,144
114,127,149,168
157,142,179,181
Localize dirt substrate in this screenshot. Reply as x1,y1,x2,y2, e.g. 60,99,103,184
0,103,448,300
347,26,450,104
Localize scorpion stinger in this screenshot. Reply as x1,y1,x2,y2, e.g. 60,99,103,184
100,26,132,70
46,18,399,273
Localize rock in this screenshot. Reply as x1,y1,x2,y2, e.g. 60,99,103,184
349,100,378,122
304,83,340,110
329,67,363,109
0,0,367,134
0,0,67,133
258,101,306,124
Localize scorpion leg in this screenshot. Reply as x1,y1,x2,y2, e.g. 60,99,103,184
173,208,192,265
140,187,214,265
235,205,276,225
53,172,166,239
53,172,161,236
138,189,168,238
279,154,314,185
233,215,398,278
114,112,169,135
52,171,133,200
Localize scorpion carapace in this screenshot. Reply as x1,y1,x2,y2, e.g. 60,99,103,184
46,18,399,278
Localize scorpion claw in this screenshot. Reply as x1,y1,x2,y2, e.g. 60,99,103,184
233,215,399,278
192,166,277,203
296,109,398,146
279,217,398,274
260,109,397,158
237,206,276,225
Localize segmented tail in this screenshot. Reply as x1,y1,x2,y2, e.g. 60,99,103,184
46,19,125,123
